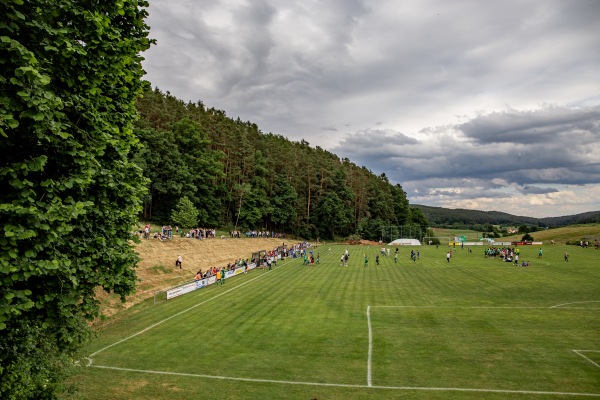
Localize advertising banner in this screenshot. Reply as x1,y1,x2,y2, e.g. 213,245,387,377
166,281,199,300
164,252,280,301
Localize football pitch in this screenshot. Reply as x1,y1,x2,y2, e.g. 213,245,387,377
76,244,600,399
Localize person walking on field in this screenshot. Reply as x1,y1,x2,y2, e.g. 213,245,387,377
564,252,569,262
446,252,451,262
175,255,183,269
364,254,369,267
220,268,226,285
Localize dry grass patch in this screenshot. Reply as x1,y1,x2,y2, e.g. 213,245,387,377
96,237,287,318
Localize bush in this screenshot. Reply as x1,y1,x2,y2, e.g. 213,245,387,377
521,233,534,241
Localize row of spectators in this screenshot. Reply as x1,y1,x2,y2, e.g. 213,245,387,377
193,241,310,280
195,258,249,280
138,225,290,241
186,228,217,239
229,230,287,238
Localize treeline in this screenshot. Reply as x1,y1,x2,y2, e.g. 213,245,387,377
539,211,600,227
133,88,428,240
413,204,600,229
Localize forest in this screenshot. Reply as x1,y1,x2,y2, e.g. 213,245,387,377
133,87,429,240
413,204,600,230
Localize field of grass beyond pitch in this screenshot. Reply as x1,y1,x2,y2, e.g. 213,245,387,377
74,244,600,400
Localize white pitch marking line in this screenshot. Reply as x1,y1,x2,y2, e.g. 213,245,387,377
367,305,372,387
372,305,600,310
573,350,600,369
371,305,547,309
89,260,293,358
90,364,600,397
551,301,600,309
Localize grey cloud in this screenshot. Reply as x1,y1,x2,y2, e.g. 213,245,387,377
518,185,559,195
321,126,338,132
458,106,600,145
335,105,600,188
142,0,600,217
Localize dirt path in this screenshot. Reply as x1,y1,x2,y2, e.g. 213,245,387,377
97,237,290,317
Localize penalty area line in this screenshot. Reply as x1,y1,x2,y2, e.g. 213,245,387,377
89,365,600,397
573,350,600,369
89,260,293,358
367,305,372,387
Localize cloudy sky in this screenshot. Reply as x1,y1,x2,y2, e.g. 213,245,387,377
142,0,600,218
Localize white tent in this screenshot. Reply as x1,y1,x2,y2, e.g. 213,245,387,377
388,238,421,246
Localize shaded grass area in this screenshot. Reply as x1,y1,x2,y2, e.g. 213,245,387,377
74,243,600,399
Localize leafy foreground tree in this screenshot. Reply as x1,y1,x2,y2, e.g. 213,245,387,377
0,1,152,398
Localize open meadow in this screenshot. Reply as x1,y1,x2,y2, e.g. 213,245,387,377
74,242,600,399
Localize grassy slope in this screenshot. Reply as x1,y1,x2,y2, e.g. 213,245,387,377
434,224,600,245
501,224,600,244
96,236,289,319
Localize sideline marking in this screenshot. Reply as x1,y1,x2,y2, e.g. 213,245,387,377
573,350,600,369
90,364,600,397
551,301,600,309
89,260,293,358
367,305,372,387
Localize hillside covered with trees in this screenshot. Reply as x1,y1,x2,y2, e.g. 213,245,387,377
413,204,600,229
133,88,428,240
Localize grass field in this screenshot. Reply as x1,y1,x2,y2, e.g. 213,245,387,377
74,243,600,399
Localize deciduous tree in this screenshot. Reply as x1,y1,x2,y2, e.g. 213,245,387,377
0,1,152,398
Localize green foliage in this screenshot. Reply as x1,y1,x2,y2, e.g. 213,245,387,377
0,0,152,398
133,89,417,237
424,228,440,245
357,218,386,241
521,233,534,241
170,196,198,229
409,207,429,226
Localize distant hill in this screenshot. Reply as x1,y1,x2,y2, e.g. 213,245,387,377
538,211,600,227
412,204,600,228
